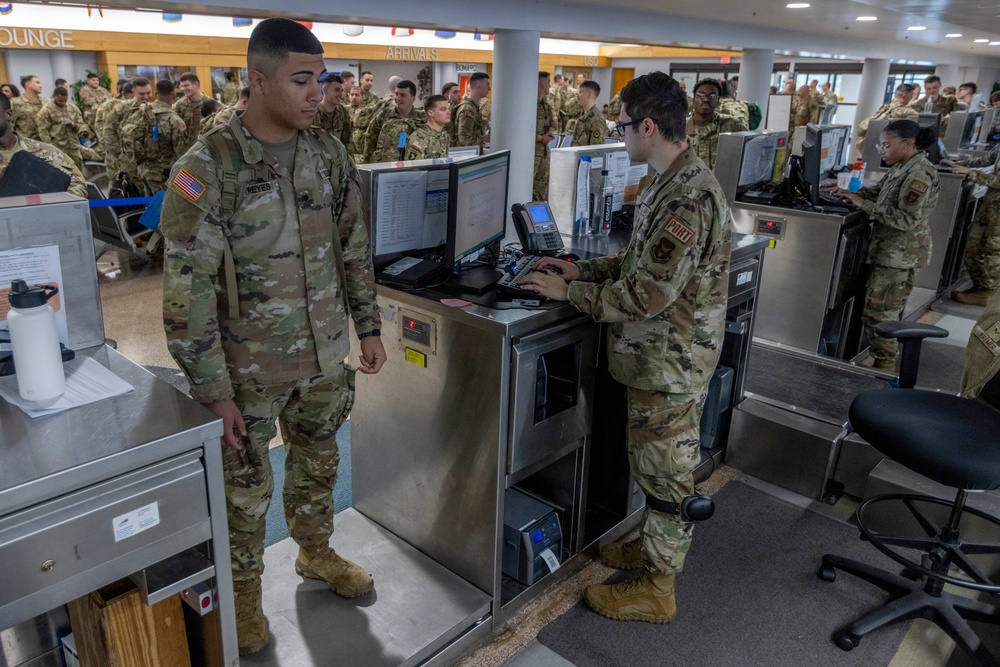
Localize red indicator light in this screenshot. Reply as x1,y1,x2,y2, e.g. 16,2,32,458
408,320,416,328
201,597,210,609
778,138,786,146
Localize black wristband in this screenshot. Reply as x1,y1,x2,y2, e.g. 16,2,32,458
358,328,381,339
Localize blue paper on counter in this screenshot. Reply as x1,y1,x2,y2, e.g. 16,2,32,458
138,190,165,231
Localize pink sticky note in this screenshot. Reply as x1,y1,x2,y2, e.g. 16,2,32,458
440,298,473,308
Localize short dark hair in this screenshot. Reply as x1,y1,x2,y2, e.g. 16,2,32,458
396,80,416,97
340,71,355,80
225,71,237,82
54,79,67,87
554,74,563,83
958,82,977,94
240,86,251,100
731,75,739,83
131,77,151,89
539,71,551,81
323,74,344,86
360,70,373,78
992,91,1000,105
425,94,448,110
442,82,458,95
0,92,10,113
178,72,200,85
248,18,323,75
580,80,600,96
19,75,37,87
694,78,723,98
87,72,99,80
885,118,935,151
156,79,174,96
122,82,134,95
201,97,221,117
470,72,489,85
924,75,941,85
619,71,686,142
53,87,68,97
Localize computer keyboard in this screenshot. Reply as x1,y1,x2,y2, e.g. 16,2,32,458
497,254,550,299
816,192,857,210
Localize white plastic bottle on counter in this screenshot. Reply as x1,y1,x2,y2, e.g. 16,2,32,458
7,280,65,401
575,156,592,237
598,171,614,236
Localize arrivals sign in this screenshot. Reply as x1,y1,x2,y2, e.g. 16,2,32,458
385,46,439,61
0,28,74,49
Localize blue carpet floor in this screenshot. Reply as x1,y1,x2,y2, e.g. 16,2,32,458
264,420,353,548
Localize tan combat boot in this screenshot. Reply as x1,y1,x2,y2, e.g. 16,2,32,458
585,571,677,624
599,535,642,570
954,289,992,307
295,546,374,597
873,357,897,371
233,578,270,655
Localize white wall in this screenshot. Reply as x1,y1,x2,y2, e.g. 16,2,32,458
5,49,99,90
430,61,487,96
591,67,612,107
324,59,357,80
362,60,427,97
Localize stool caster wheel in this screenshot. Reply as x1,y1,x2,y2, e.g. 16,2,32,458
835,634,859,651
817,565,837,582
901,567,921,581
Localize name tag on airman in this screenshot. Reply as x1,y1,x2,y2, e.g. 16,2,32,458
665,216,695,244
245,181,276,196
973,324,1000,356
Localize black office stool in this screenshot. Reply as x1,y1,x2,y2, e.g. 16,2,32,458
818,389,1000,664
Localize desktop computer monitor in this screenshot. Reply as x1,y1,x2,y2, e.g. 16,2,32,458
917,113,943,163
960,110,985,148
797,123,850,205
735,132,788,198
447,150,510,272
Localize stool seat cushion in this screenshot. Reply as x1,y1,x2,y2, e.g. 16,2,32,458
849,389,1000,491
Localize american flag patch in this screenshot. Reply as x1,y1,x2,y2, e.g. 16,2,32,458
173,169,205,202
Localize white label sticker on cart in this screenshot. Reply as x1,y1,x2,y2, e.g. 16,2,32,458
539,547,561,574
113,502,160,542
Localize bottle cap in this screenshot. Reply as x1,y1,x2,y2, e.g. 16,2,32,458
581,156,591,162
601,169,609,175
9,280,58,308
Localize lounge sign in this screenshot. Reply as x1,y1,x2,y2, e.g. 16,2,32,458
0,28,74,49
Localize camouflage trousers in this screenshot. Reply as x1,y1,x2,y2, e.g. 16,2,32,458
533,149,550,202
225,365,355,583
964,202,1000,291
862,264,917,364
626,386,705,575
140,165,171,194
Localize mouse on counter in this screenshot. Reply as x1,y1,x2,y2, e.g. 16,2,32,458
556,252,580,261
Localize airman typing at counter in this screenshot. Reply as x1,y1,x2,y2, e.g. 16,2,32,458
518,71,731,625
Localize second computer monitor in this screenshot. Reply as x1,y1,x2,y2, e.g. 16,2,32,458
447,150,511,270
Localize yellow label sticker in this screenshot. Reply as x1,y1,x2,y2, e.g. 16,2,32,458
405,348,427,367
768,239,777,249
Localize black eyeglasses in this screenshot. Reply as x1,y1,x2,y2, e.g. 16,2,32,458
612,118,644,138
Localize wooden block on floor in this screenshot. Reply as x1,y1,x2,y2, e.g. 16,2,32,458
67,578,192,667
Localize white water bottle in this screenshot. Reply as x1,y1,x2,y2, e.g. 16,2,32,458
7,280,65,401
598,171,614,236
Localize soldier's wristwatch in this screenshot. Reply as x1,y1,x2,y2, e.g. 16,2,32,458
357,329,381,339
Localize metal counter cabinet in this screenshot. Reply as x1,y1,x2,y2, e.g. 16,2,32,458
349,288,598,626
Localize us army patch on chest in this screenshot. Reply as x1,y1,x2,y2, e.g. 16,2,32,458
664,216,695,244
245,181,276,196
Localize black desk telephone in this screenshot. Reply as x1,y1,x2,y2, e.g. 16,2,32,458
511,202,564,255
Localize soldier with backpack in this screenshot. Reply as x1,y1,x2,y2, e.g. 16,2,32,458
106,78,153,196
137,79,187,193
159,18,385,656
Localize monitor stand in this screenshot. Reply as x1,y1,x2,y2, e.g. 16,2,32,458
444,266,503,295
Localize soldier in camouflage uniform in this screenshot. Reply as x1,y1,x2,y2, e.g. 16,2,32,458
480,96,492,129
221,71,240,105
159,19,385,656
173,72,209,157
78,73,111,122
519,71,731,625
791,85,819,128
943,145,1000,306
201,86,249,137
608,92,623,121
93,81,133,176
819,82,839,124
36,87,91,172
546,74,564,129
10,75,47,141
856,84,918,151
0,92,88,198
717,80,750,128
534,72,556,201
572,80,610,147
453,72,489,153
686,79,749,171
560,77,583,133
314,74,354,157
960,287,1000,402
909,75,958,116
106,79,153,189
404,94,450,160
833,119,940,371
363,79,425,163
139,79,188,193
441,81,461,143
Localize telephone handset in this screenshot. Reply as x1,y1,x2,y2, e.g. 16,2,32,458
511,201,565,255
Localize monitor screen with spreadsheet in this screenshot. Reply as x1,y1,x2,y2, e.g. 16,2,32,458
447,150,510,267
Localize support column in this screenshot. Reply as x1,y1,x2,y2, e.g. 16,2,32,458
853,58,891,158
50,51,74,87
934,64,960,87
737,48,774,121
493,29,540,225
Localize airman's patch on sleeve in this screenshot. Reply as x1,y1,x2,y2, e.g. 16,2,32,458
665,216,695,244
651,236,676,263
905,180,929,205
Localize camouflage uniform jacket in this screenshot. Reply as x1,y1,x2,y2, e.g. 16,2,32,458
453,98,484,151
314,102,355,157
364,106,425,163
10,95,48,141
0,134,88,198
909,94,958,116
108,99,144,177
572,104,609,147
717,98,749,128
608,94,622,120
820,92,839,110
480,98,491,127
536,97,555,159
403,125,450,160
567,147,732,394
173,95,207,156
856,100,918,149
139,100,187,183
159,113,380,402
961,286,1000,399
78,85,111,120
856,152,940,269
36,103,89,155
791,95,819,127
221,82,240,106
94,97,123,171
961,143,1000,226
546,89,563,120
201,107,240,136
686,113,748,171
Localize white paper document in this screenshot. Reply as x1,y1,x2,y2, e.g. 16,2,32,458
0,356,134,418
0,245,69,348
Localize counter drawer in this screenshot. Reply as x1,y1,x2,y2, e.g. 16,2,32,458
728,257,759,301
0,452,210,618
